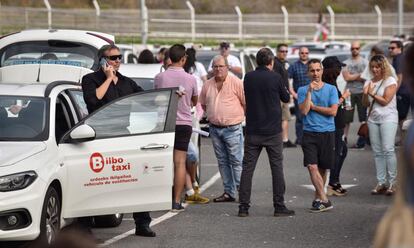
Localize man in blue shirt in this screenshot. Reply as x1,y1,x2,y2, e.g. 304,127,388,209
288,47,311,145
298,59,338,213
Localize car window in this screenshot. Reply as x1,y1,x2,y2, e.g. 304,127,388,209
131,78,155,90
83,90,173,139
0,96,48,141
67,90,89,120
244,55,254,73
0,40,98,70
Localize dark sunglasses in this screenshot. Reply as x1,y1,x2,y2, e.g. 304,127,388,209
388,46,397,50
300,52,309,55
278,50,288,53
106,54,123,61
351,47,360,50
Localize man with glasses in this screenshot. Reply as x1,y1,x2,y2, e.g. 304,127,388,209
82,44,156,237
342,41,368,149
288,47,311,145
274,44,296,148
389,40,411,142
208,42,242,78
200,55,245,203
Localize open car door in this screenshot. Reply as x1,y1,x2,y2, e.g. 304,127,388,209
59,88,178,218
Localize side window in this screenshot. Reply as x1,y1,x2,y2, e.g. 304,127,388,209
55,95,72,142
244,55,254,73
84,90,174,139
67,90,89,119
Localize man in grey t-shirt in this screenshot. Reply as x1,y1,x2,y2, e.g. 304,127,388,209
342,41,368,149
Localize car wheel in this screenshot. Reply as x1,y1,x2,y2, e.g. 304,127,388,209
39,187,61,245
93,213,123,228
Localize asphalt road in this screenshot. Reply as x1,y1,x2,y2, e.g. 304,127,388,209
3,121,395,248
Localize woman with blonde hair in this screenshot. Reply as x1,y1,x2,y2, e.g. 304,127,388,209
373,43,414,248
362,55,398,195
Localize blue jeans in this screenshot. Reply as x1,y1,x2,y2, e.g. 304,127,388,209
294,99,303,144
210,124,244,198
368,121,398,185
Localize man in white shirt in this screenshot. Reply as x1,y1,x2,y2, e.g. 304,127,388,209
208,42,242,78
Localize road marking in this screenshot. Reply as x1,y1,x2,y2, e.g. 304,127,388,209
100,172,221,247
301,184,358,191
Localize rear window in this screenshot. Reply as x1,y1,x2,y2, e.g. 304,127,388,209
0,40,99,70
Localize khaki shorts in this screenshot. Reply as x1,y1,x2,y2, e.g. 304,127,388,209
281,101,291,121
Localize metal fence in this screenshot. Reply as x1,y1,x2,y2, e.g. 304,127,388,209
1,3,414,42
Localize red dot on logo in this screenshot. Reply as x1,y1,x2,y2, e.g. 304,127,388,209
89,152,105,173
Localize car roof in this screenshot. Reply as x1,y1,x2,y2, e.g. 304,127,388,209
0,82,79,97
118,63,163,79
0,29,114,49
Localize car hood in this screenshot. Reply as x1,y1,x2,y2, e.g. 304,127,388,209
0,142,46,167
0,64,92,83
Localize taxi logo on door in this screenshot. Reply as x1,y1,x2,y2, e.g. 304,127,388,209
89,152,105,173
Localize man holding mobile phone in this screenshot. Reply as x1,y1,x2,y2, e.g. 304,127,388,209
82,44,155,237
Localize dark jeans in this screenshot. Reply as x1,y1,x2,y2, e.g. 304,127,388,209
294,99,303,144
239,132,286,209
329,128,348,185
133,212,151,228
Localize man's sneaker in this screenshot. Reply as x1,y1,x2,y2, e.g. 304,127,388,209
283,140,297,148
193,185,200,194
213,192,236,203
385,184,396,196
349,144,365,150
371,184,387,195
310,200,333,213
327,184,347,196
185,193,210,204
274,206,295,217
238,205,249,217
171,202,185,212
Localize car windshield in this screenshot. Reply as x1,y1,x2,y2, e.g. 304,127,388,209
0,40,98,70
0,96,48,141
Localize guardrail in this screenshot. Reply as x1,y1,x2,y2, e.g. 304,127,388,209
0,3,413,42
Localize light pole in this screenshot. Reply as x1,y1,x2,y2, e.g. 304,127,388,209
140,0,148,45
398,0,403,35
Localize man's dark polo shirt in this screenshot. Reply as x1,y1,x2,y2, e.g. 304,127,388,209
273,57,289,89
244,66,290,135
81,69,143,114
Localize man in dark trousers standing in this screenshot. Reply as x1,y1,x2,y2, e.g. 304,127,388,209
82,44,155,237
238,48,295,217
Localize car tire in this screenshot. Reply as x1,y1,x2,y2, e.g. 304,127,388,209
93,213,123,228
39,187,61,245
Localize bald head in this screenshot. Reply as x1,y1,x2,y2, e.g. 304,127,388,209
299,47,309,62
350,41,361,57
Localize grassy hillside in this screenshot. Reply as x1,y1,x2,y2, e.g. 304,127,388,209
2,0,414,13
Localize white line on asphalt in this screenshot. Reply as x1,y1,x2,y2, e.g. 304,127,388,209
100,172,221,247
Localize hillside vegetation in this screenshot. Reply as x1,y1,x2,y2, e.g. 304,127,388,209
2,0,414,13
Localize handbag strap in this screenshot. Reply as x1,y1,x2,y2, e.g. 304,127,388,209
367,79,385,118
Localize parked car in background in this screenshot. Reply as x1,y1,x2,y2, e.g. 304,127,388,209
119,63,162,90
0,80,178,243
360,40,391,58
117,44,139,64
196,49,256,79
289,41,350,55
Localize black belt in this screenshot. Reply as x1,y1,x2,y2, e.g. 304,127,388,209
210,123,241,129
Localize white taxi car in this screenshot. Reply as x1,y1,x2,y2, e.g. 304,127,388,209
0,81,178,243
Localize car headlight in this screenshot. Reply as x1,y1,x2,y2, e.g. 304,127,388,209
0,171,37,192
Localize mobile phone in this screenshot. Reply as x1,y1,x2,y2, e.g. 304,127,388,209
99,58,108,68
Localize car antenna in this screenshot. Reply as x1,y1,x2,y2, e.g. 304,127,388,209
36,52,42,82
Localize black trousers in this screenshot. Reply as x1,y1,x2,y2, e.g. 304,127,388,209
239,132,286,209
133,212,151,228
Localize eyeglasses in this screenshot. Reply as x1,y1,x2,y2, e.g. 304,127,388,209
351,47,360,50
278,50,288,53
388,46,397,50
106,54,123,61
300,52,309,55
213,65,227,69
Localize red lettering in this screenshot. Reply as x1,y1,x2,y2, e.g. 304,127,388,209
89,152,105,173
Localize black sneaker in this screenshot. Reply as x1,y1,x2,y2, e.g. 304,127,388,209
283,140,297,148
349,144,365,150
274,206,295,217
310,200,333,213
238,205,249,217
171,202,185,212
327,183,347,196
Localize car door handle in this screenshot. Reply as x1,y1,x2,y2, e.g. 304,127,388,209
140,144,169,150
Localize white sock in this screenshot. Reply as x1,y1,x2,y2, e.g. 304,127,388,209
283,138,288,142
186,189,195,196
192,181,199,188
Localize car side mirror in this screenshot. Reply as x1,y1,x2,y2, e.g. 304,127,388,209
69,124,96,142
